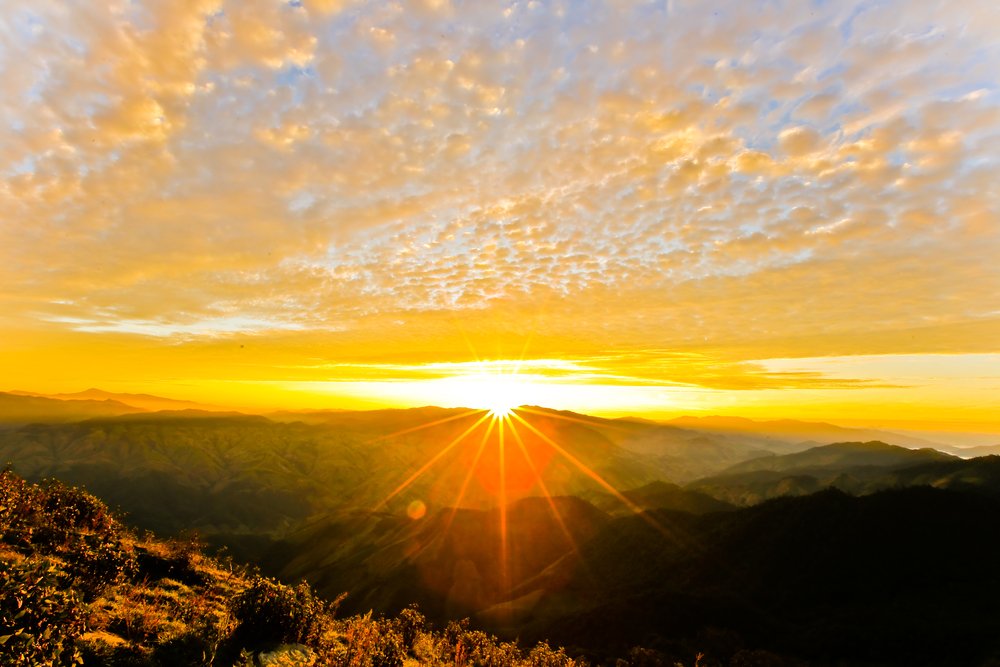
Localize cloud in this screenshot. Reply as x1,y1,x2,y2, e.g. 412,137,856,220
0,0,998,415
263,353,902,392
778,126,822,156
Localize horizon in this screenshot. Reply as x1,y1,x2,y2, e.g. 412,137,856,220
2,1,999,435
5,385,999,447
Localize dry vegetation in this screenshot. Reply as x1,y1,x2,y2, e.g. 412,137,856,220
1,468,683,667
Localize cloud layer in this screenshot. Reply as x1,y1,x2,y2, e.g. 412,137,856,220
2,0,999,416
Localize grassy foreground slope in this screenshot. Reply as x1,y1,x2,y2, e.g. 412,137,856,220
0,468,646,667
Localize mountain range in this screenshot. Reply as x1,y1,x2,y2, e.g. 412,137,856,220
4,391,1000,664
8,388,225,412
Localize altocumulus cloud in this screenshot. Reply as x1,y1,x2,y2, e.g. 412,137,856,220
1,0,998,391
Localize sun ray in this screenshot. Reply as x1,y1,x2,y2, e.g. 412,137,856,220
504,413,582,555
510,411,675,538
374,411,491,510
401,417,493,565
367,408,486,443
442,416,496,531
517,406,634,433
509,412,758,609
498,413,509,598
511,332,535,375
448,315,483,365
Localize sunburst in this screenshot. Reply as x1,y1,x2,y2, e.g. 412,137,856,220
371,369,677,612
447,371,526,417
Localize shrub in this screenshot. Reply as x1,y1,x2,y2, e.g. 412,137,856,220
32,480,118,551
150,629,219,667
0,470,135,597
729,649,790,667
65,533,138,598
392,604,425,650
339,611,405,667
231,576,336,648
0,469,40,547
0,558,86,667
467,631,521,667
43,479,118,534
526,642,580,667
618,647,669,667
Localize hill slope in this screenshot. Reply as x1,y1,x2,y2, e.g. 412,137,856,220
269,495,611,623
8,464,1000,666
0,409,668,561
0,468,597,667
524,486,1000,666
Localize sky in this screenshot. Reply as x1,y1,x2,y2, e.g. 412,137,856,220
1,0,998,429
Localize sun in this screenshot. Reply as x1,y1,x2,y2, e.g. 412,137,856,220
477,377,523,418
487,403,515,418
444,370,527,416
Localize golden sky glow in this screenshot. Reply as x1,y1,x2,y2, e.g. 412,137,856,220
1,0,999,430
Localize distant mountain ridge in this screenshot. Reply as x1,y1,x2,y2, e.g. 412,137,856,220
0,400,988,544
686,440,965,506
719,440,955,475
1,390,967,455
951,444,1000,458
85,409,269,423
667,414,946,449
9,388,225,412
0,391,146,423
